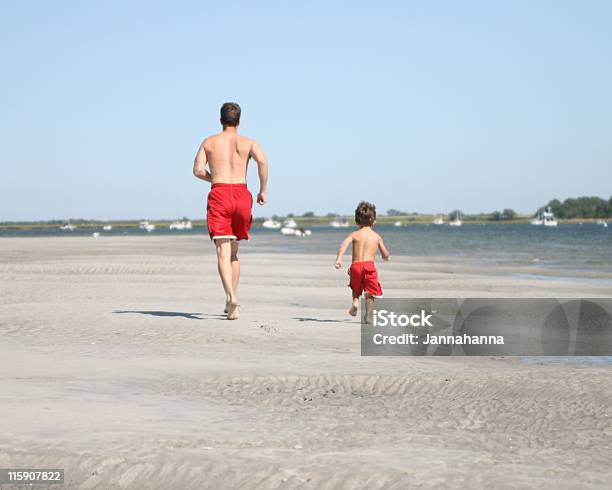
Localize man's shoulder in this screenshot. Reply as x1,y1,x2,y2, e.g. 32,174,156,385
203,133,256,150
201,134,218,148
238,134,256,145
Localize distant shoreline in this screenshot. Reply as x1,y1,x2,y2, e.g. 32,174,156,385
0,215,607,231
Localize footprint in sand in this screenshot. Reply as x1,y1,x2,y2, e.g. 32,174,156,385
259,324,279,334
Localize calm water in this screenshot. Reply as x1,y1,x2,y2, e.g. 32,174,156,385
2,223,611,274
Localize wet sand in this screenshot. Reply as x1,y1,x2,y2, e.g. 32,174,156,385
1,236,611,489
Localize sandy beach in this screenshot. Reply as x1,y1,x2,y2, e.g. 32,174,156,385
1,235,611,489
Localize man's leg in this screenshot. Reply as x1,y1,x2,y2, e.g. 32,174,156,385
231,241,240,295
215,238,238,320
223,241,241,314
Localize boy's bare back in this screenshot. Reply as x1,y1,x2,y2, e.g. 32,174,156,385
349,227,389,262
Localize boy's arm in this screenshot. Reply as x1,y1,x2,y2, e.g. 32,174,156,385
250,141,268,205
335,233,353,268
378,236,390,261
193,141,212,182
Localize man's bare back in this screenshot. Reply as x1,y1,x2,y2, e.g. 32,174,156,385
204,131,252,184
193,128,268,204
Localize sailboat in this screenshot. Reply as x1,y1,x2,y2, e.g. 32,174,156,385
432,203,445,225
449,211,462,227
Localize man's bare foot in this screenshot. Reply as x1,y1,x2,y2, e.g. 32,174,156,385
224,301,228,314
227,301,239,320
348,305,358,316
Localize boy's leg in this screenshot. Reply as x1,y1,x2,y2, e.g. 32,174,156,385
215,238,238,320
363,294,375,324
349,296,359,316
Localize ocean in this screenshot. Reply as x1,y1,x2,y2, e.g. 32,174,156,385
2,223,611,276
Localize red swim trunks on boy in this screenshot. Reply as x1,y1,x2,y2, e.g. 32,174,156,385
348,261,383,298
206,183,253,241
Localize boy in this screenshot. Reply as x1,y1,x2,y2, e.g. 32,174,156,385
335,201,390,320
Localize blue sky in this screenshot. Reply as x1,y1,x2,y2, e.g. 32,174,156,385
1,1,611,221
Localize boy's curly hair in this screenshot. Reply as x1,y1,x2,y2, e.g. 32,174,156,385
355,201,376,226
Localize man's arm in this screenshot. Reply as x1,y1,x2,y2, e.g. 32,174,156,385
378,236,390,261
335,233,354,268
193,141,212,182
249,141,268,205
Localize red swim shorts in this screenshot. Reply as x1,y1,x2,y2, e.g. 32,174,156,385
348,261,383,298
206,183,253,241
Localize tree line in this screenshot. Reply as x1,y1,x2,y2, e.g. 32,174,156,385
283,196,612,221
199,195,612,223
540,196,612,219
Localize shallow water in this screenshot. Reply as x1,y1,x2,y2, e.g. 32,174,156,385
2,223,611,274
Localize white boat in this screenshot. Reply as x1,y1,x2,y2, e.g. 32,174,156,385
596,219,608,228
393,221,402,227
530,216,543,226
449,212,462,227
283,218,298,228
102,225,113,231
280,227,311,237
433,205,445,225
262,219,282,229
92,232,100,238
139,220,156,232
60,223,76,231
542,207,558,227
169,220,193,230
330,219,349,228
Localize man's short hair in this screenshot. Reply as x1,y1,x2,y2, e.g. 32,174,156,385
220,102,241,127
355,201,376,226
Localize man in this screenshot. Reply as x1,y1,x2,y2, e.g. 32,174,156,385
193,102,268,320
